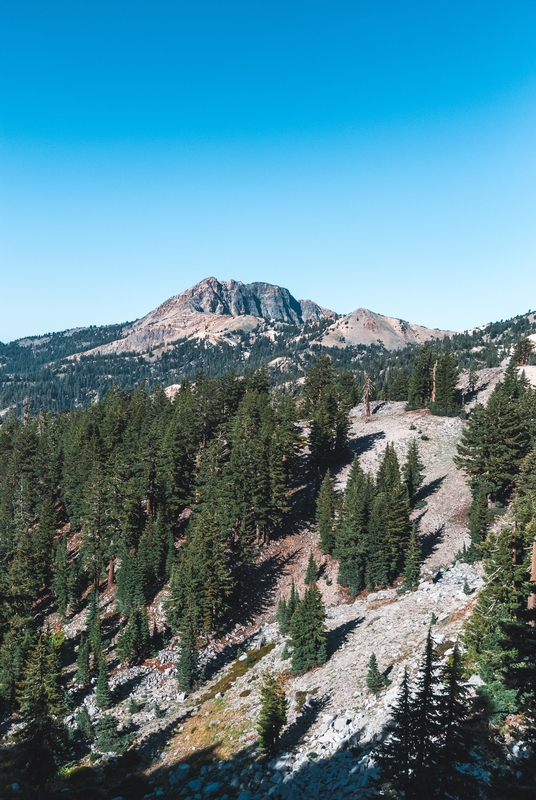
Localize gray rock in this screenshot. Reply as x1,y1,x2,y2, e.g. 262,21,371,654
169,763,190,785
203,782,221,796
187,779,203,792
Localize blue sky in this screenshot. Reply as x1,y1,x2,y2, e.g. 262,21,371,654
1,1,536,341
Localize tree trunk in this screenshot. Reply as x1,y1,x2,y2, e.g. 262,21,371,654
431,361,437,403
107,558,115,589
364,375,371,422
528,540,536,627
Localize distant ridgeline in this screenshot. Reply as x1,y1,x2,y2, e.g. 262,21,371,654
0,309,535,416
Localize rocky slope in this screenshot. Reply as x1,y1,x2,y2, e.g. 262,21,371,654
4,368,504,799
320,307,455,350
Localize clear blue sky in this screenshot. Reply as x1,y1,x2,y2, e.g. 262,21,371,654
2,1,536,341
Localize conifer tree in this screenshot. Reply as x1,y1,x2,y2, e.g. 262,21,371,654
95,658,112,709
52,534,69,618
16,633,68,793
407,343,433,407
461,482,489,562
276,597,289,635
75,634,90,685
94,713,132,754
411,629,442,788
257,671,288,755
316,470,336,553
115,548,145,616
287,580,300,621
402,439,425,506
402,526,421,591
290,582,326,676
304,552,318,585
377,668,412,796
335,462,373,595
176,607,200,693
433,351,459,414
436,644,476,798
116,604,151,665
455,382,530,503
366,652,388,694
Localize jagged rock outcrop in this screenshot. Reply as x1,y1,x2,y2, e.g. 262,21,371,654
81,277,337,356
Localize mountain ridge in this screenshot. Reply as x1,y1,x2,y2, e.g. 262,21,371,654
77,276,454,357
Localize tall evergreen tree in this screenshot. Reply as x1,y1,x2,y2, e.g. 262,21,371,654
432,351,459,414
436,644,476,799
366,652,388,694
402,439,425,506
335,462,374,595
377,668,412,797
290,582,326,676
52,533,69,618
407,343,433,408
257,671,288,755
116,604,151,665
95,658,112,710
460,482,489,562
16,633,68,794
304,552,318,585
411,629,443,789
402,526,421,591
176,604,200,693
75,634,90,685
316,470,336,554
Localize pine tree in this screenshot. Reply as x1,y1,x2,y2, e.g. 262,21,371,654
52,534,69,618
436,644,477,799
115,547,145,616
376,443,402,494
366,652,388,694
455,383,530,503
402,439,425,506
287,580,300,621
94,713,132,754
377,668,412,796
461,482,489,562
402,526,421,591
432,351,459,414
290,582,327,676
304,552,318,585
276,597,289,635
176,608,200,693
411,629,443,790
75,634,90,685
16,633,68,793
407,343,433,408
95,658,112,709
75,706,94,740
335,462,373,595
316,470,336,554
257,671,288,755
116,604,151,665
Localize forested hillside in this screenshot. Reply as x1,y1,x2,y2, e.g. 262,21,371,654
1,332,536,799
2,307,535,416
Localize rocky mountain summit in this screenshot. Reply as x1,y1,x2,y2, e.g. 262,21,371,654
78,277,454,357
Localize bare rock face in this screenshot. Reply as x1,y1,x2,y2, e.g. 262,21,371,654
148,277,333,324
83,277,336,356
321,307,455,350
